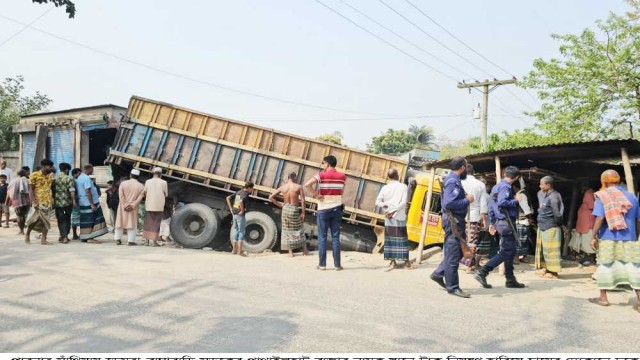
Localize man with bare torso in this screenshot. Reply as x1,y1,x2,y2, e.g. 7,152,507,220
270,172,308,257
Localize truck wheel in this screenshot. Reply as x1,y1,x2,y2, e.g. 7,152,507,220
230,211,277,253
170,203,220,249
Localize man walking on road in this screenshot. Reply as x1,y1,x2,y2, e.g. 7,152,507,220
535,176,565,279
226,182,254,256
474,166,526,289
460,164,486,272
430,157,474,298
53,163,77,243
270,172,308,257
143,167,168,246
305,155,346,271
77,164,108,243
25,159,55,245
115,169,145,246
376,168,412,270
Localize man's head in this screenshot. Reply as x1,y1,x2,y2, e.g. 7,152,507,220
450,157,467,179
600,169,621,189
83,164,94,176
243,181,254,192
321,155,337,171
21,166,30,176
539,176,554,192
0,174,6,184
387,168,400,181
130,169,140,180
0,160,6,169
107,180,114,191
152,167,162,177
504,166,520,184
17,169,27,178
40,159,54,175
59,162,71,174
71,168,82,178
466,164,475,176
512,181,521,191
287,172,297,183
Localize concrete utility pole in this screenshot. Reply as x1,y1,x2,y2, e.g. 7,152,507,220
458,78,517,151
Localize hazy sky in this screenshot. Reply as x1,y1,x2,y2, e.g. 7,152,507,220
0,0,629,149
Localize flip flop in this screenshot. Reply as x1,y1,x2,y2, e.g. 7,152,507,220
588,298,610,307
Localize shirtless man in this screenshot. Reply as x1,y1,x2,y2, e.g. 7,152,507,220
269,172,308,257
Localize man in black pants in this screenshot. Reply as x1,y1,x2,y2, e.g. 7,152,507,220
53,163,77,243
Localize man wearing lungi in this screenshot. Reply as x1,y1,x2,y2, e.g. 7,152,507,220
25,159,55,245
474,166,526,289
376,168,412,271
76,164,108,243
7,168,31,235
512,181,534,263
589,170,640,312
143,167,168,246
535,176,565,279
115,169,145,246
460,164,487,272
269,172,308,257
430,157,474,298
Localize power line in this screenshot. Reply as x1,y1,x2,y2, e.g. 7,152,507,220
336,0,475,79
313,0,459,82
252,113,469,122
0,13,410,118
0,7,53,49
378,0,493,78
403,0,513,76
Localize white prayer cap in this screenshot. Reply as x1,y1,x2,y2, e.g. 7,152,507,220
131,169,140,176
152,167,162,174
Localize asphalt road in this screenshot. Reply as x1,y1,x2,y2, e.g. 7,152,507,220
0,225,638,353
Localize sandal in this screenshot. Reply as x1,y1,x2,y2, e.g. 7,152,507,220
588,298,610,307
86,239,101,244
40,241,53,245
316,266,326,270
116,240,122,245
62,239,70,244
543,272,559,279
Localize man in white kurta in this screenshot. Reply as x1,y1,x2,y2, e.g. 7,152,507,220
143,167,168,246
115,169,145,246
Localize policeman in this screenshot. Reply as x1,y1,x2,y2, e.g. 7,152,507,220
474,165,526,289
430,157,474,298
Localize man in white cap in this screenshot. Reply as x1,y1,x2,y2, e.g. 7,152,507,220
143,167,168,246
115,169,145,246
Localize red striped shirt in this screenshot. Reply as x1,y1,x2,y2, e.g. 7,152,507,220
315,168,346,196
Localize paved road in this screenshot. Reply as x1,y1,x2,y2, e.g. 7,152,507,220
0,226,638,353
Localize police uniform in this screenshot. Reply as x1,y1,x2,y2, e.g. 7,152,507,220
430,172,469,295
475,179,525,288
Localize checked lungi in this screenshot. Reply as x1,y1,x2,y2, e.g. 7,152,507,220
383,218,409,261
281,204,306,250
79,204,108,241
595,239,640,290
460,221,481,266
535,227,562,273
516,223,530,256
143,211,163,241
25,205,52,233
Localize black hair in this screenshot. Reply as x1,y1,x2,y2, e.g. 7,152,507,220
71,168,82,176
323,155,337,168
450,157,466,171
244,181,254,189
466,164,475,175
0,174,6,179
41,159,54,166
107,180,114,185
59,162,71,171
17,169,26,177
288,172,297,180
504,166,520,179
21,166,30,172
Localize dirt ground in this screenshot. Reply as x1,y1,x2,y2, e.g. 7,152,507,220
0,221,638,353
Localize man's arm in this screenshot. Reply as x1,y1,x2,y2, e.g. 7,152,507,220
299,186,306,221
552,193,564,227
226,194,234,213
496,187,518,209
304,177,320,199
163,181,168,197
443,179,469,211
30,184,37,207
591,216,604,250
85,187,96,210
69,183,77,207
269,187,283,208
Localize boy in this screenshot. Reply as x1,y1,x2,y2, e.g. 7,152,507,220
0,174,9,228
106,180,119,232
226,182,254,256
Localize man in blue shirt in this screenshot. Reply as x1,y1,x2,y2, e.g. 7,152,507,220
430,157,475,298
474,166,526,289
589,169,640,311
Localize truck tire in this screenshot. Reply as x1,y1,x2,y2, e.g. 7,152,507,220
170,203,220,249
230,211,278,253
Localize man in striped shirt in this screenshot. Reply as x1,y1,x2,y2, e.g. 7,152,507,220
305,155,346,271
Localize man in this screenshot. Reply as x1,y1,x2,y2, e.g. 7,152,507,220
536,176,565,279
589,169,640,312
0,174,9,228
106,180,119,232
76,164,108,243
430,157,474,298
115,169,145,246
70,168,82,239
474,166,526,289
226,182,254,256
0,159,13,184
53,163,77,243
25,159,55,245
375,168,412,270
460,164,486,272
475,181,493,263
143,167,168,246
304,155,346,271
21,166,30,178
269,172,308,257
513,181,534,263
571,183,597,265
7,169,30,234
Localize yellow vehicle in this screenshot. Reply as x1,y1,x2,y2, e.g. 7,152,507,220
405,170,445,248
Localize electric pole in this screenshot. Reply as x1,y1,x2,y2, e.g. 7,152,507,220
458,78,517,150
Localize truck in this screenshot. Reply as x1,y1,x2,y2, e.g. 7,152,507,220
107,96,445,253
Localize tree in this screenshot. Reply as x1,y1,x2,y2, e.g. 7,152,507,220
367,125,435,155
521,13,640,142
315,131,344,146
31,0,76,18
408,125,437,150
0,76,52,150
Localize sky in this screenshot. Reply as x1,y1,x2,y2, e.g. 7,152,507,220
0,0,631,149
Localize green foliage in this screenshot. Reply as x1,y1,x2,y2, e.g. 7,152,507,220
0,76,52,150
521,13,640,142
367,125,435,155
30,0,75,18
485,129,553,152
315,131,344,146
438,137,481,158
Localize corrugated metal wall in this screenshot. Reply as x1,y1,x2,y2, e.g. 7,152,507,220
22,132,36,169
47,128,75,168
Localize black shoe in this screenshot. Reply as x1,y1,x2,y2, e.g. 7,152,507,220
448,288,471,298
430,274,446,289
335,266,343,271
127,242,137,246
505,278,526,288
474,269,493,289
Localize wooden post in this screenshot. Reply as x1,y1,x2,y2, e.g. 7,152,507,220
494,156,501,182
415,167,436,264
563,182,580,256
621,148,635,194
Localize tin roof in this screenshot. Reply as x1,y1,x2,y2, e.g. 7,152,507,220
21,104,126,118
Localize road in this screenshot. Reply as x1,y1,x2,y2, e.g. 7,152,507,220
0,225,638,353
